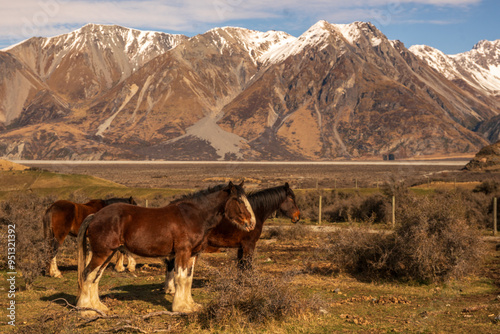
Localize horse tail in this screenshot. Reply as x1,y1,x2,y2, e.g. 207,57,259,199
77,214,94,294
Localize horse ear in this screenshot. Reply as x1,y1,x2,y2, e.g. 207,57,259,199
225,181,234,193
285,182,289,189
239,180,245,187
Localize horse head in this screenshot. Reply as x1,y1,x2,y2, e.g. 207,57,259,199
223,181,256,232
128,196,137,205
279,182,301,223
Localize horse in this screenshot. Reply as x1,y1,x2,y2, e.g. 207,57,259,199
76,182,256,315
163,182,300,294
43,196,137,278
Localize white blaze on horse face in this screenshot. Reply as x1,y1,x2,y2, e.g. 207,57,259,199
243,196,256,230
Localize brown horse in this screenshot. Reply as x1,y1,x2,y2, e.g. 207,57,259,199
163,182,300,293
43,197,137,277
76,182,256,315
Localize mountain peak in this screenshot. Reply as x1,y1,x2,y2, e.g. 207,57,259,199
334,21,384,46
473,39,499,51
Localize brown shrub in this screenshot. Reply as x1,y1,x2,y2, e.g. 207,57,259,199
326,229,395,280
296,190,390,223
0,192,56,289
393,193,485,282
327,191,486,283
193,266,305,329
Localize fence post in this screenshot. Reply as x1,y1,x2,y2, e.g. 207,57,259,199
392,195,396,228
494,197,498,236
318,195,322,225
145,199,148,208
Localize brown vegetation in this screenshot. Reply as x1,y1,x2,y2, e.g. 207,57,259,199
327,189,487,283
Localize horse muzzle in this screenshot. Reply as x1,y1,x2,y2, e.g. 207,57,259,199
244,217,256,232
291,213,301,224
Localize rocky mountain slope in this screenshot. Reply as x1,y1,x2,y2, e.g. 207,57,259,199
0,21,499,160
464,140,500,171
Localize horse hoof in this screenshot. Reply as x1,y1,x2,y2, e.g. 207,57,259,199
79,310,100,318
172,302,202,313
115,266,125,273
50,271,63,278
127,267,136,273
192,302,202,312
97,303,109,312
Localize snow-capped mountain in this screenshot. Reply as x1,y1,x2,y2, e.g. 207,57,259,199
4,24,187,115
0,21,499,161
410,40,500,97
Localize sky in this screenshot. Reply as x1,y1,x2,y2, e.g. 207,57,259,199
0,0,498,54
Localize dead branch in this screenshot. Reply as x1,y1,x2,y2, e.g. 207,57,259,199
141,310,187,319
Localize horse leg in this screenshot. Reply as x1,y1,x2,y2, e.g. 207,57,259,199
185,255,199,308
126,254,136,272
47,209,73,278
237,242,255,271
163,258,176,294
114,251,125,272
77,251,114,317
48,238,63,278
172,255,201,313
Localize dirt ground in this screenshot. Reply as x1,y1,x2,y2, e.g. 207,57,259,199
21,161,499,189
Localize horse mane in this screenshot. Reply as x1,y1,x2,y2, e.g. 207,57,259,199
85,199,106,206
104,197,135,206
247,185,288,216
170,184,232,204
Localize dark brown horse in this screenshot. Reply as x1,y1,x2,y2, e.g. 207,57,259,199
76,182,256,315
43,197,137,277
164,183,300,294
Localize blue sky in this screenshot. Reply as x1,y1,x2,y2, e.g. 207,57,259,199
0,0,498,54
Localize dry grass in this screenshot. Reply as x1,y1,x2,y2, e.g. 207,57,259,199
1,179,500,333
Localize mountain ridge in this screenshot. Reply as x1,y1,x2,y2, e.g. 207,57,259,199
0,21,499,161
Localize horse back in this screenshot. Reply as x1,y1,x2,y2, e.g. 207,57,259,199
48,200,104,238
87,203,199,257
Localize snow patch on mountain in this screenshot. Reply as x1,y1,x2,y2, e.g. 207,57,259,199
259,20,332,64
410,40,500,96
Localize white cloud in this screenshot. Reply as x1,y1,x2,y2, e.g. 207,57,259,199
0,0,482,48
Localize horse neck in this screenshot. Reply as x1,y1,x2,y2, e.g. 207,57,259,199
177,191,228,229
85,199,106,210
249,187,286,224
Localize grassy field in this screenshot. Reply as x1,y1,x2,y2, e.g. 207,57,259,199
0,170,188,202
0,167,499,333
0,224,499,333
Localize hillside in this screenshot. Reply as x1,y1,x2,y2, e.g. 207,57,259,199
0,21,499,161
464,141,500,171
